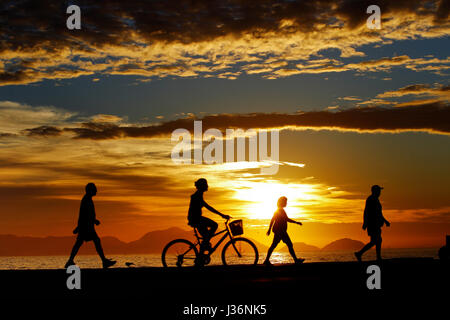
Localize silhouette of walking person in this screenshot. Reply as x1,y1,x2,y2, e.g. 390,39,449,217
263,196,305,266
188,178,230,253
65,183,116,269
355,185,390,262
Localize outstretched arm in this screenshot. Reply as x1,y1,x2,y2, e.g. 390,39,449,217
287,218,302,225
204,201,229,219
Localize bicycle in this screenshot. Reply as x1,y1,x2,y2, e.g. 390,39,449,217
161,218,259,267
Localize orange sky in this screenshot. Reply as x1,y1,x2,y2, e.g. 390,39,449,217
0,129,448,248
0,0,449,250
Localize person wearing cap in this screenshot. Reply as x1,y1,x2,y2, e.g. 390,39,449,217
354,185,390,262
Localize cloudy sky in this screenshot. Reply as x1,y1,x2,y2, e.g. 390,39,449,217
0,0,449,247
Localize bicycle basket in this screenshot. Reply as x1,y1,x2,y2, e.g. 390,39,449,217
229,219,243,236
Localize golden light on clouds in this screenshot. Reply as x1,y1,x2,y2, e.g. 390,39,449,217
1,0,449,86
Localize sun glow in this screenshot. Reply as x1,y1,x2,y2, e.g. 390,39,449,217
230,180,319,220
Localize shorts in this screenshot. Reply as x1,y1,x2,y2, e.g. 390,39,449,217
368,227,381,237
368,228,382,242
76,228,99,242
189,216,218,239
271,232,293,247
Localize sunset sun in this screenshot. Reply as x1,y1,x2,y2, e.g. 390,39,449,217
231,181,315,220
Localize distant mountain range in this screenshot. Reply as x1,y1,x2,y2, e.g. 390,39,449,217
0,229,365,256
0,227,194,256
279,238,365,252
279,242,320,252
321,238,365,251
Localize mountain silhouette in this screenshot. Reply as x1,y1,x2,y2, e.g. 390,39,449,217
321,238,365,251
280,242,320,252
0,228,267,256
0,232,366,256
0,228,192,256
126,227,195,253
247,239,268,253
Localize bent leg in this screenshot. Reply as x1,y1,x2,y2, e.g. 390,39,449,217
204,217,218,239
196,222,208,240
197,217,218,242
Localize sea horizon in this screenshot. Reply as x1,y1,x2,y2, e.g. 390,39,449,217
0,247,440,270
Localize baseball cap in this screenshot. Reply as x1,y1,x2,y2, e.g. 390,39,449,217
371,185,384,192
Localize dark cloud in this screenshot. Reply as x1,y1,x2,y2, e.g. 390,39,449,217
56,102,450,139
0,132,17,138
398,84,432,92
377,83,450,98
436,0,450,22
439,84,450,92
23,125,63,137
1,0,448,85
0,0,332,51
1,0,444,49
395,84,450,94
335,0,437,29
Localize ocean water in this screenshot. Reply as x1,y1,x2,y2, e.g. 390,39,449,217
0,248,439,270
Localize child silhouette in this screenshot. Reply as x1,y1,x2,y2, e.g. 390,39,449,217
263,196,305,265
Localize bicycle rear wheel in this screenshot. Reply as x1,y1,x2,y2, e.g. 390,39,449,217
162,239,198,267
221,237,259,266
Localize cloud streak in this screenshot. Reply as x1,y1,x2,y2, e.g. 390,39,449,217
377,84,450,99
20,101,442,139
0,101,75,134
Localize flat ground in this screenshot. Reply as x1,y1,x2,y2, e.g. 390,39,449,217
1,258,447,317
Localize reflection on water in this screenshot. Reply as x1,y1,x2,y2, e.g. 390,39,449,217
0,248,439,270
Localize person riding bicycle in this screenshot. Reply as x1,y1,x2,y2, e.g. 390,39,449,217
188,178,229,253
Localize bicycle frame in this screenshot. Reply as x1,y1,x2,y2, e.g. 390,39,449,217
162,219,258,267
194,221,233,255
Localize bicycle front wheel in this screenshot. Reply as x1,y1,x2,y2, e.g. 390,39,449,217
221,237,259,266
162,239,198,267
